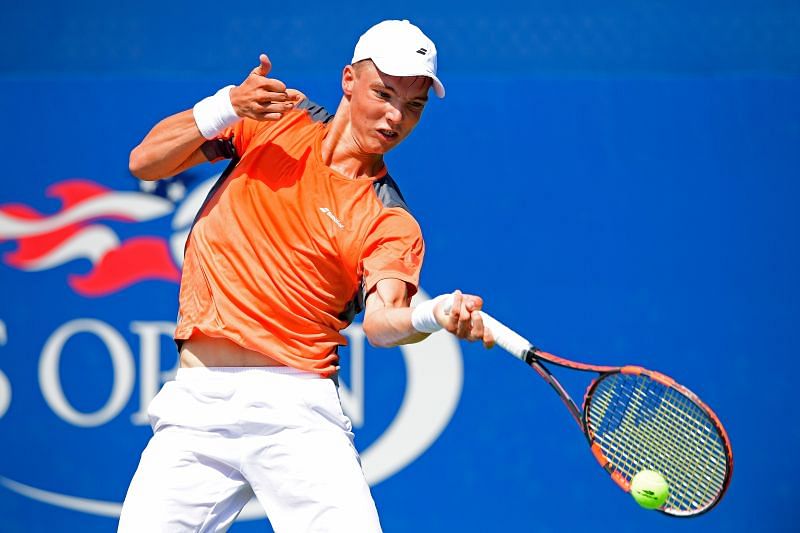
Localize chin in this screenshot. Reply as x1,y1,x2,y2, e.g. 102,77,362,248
363,139,395,155
354,130,402,155
375,135,404,154
373,143,396,155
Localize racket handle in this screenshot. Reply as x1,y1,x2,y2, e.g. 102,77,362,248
477,311,533,360
441,295,533,360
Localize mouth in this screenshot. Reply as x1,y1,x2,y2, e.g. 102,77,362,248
377,128,399,141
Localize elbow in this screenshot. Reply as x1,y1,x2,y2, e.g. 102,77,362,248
128,146,161,181
128,147,149,180
366,337,396,349
362,320,396,349
362,329,385,349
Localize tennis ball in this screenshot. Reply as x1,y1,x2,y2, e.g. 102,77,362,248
630,470,670,510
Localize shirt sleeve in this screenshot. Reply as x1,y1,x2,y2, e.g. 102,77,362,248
203,95,314,161
221,117,274,157
360,207,425,298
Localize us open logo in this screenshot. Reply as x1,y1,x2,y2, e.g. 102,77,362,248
0,174,463,521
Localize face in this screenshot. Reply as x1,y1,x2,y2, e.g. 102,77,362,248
342,60,432,154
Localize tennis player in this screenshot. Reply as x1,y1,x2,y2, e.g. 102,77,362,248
118,19,492,532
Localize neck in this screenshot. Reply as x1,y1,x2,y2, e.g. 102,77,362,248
320,97,385,179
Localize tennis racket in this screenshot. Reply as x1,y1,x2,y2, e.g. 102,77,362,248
447,299,733,517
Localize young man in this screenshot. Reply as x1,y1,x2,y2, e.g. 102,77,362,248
118,20,493,532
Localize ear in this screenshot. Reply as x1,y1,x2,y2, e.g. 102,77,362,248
342,65,356,96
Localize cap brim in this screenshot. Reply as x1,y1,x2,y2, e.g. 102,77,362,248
369,57,446,98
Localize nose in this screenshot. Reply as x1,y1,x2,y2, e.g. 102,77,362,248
385,102,403,125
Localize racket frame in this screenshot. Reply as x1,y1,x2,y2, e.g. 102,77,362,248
442,299,733,516
522,346,733,517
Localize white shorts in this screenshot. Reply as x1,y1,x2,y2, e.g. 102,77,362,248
118,367,382,533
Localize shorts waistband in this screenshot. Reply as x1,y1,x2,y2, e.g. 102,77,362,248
176,366,323,380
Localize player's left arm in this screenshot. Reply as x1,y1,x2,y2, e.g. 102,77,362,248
362,280,492,348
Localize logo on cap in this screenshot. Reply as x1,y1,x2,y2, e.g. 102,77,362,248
416,48,428,55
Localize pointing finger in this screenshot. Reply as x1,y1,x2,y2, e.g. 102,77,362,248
447,290,463,330
457,300,472,338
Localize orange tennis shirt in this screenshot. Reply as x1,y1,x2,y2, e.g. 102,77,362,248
174,100,425,375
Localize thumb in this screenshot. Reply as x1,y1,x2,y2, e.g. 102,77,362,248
254,53,271,76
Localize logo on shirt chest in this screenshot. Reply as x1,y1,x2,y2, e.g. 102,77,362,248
319,207,345,229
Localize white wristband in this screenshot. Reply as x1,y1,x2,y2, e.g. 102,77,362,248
193,85,240,139
411,294,450,333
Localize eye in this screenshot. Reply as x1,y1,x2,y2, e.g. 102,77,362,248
375,90,391,100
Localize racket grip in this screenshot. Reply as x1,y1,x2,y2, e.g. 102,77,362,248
441,294,533,360
477,311,533,360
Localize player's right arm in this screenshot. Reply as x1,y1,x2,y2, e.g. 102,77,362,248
129,54,298,181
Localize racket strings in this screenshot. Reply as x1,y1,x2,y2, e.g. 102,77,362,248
586,374,728,515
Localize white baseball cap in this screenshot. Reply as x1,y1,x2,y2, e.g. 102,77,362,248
351,20,445,98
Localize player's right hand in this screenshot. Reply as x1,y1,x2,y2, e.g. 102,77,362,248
229,54,300,121
436,290,496,349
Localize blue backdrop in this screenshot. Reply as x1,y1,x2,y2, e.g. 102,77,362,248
1,2,798,532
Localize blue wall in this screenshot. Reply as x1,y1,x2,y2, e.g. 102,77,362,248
1,2,798,531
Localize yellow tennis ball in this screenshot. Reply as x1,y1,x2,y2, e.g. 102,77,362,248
630,470,670,510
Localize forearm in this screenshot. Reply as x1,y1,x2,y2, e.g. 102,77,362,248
130,55,296,182
362,306,430,348
129,110,211,181
362,285,493,349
